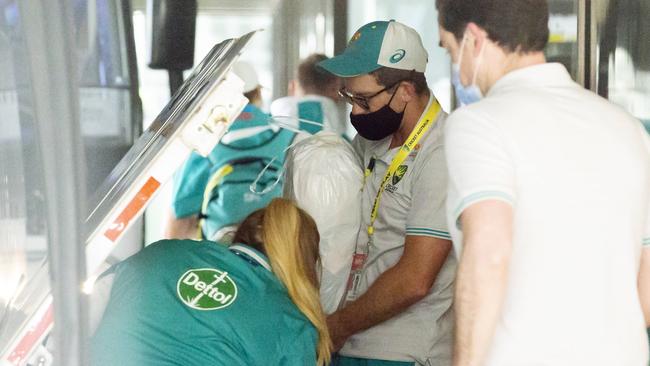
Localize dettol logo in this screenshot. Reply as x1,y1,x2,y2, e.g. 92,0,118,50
177,268,238,310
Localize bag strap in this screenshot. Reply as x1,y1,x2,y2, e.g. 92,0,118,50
197,164,234,240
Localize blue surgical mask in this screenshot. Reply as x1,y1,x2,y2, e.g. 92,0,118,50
452,63,483,105
452,33,486,106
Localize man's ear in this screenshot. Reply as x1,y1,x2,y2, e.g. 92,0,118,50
399,81,418,102
466,22,489,57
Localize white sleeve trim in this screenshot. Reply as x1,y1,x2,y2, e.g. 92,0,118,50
405,227,452,240
643,238,650,247
453,190,515,230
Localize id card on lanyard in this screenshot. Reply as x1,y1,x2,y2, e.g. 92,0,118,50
341,99,442,306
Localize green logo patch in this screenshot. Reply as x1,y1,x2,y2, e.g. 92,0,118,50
389,49,406,63
177,268,237,311
392,165,408,185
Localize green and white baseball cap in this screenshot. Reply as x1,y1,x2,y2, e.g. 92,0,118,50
318,20,428,77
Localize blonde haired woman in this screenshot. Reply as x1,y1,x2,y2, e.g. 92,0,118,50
91,198,332,365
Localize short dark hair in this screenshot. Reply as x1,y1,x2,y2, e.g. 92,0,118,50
298,53,339,94
371,67,428,95
436,0,549,53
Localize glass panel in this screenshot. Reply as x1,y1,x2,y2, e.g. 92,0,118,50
546,0,579,80
347,0,452,112
134,10,274,244
597,0,650,134
1,0,138,359
74,0,136,199
347,1,581,108
0,0,52,354
194,13,273,111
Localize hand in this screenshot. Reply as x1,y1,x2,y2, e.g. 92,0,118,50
326,312,351,352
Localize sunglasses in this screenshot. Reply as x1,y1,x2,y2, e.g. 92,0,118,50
338,80,402,111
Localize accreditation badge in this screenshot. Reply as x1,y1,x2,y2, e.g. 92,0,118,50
343,251,368,303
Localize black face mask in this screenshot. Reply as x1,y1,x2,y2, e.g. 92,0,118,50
350,91,406,141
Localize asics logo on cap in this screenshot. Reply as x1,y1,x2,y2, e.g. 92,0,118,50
389,49,406,63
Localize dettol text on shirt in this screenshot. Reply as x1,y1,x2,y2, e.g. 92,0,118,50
176,268,238,310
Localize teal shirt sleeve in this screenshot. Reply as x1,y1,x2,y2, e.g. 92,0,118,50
172,152,212,218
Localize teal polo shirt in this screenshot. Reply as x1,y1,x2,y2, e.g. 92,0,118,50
91,239,318,365
172,104,294,219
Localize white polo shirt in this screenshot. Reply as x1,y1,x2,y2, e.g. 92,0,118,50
340,94,456,365
445,63,650,366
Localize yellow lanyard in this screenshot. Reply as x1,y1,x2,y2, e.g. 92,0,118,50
341,100,442,306
366,99,442,244
197,164,234,239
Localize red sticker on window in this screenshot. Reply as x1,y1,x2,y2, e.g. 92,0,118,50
8,303,53,365
104,176,160,242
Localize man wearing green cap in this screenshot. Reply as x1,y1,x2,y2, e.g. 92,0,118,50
318,20,456,366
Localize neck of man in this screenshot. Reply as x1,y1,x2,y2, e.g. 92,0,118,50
484,51,546,93
389,90,430,149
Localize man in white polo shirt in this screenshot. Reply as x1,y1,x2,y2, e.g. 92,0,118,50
436,0,650,365
318,20,456,366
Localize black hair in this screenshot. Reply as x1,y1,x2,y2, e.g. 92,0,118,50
436,0,550,53
371,67,428,95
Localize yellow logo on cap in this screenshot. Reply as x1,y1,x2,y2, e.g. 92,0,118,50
350,31,361,44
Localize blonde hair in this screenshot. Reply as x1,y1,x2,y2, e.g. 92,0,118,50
233,198,332,365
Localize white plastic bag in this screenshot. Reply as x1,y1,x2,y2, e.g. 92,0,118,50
283,132,363,314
